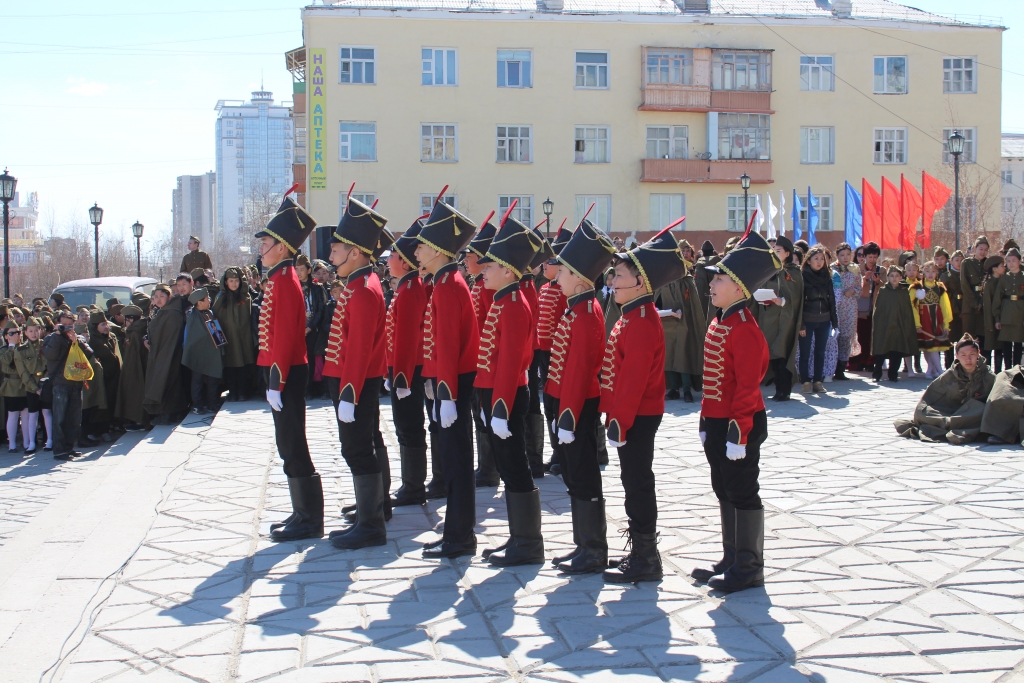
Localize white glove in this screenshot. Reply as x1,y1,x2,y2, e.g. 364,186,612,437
608,439,625,449
266,389,283,412
481,407,487,424
699,431,707,445
726,442,746,461
337,400,355,423
424,379,434,400
557,428,575,444
433,401,439,423
384,379,391,392
491,416,511,439
396,388,412,400
440,400,457,428
915,289,926,300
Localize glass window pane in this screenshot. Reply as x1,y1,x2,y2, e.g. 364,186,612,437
353,48,373,59
365,62,374,83
447,50,456,84
508,61,520,86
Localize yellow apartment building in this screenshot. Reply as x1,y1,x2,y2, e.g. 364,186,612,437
288,0,1003,251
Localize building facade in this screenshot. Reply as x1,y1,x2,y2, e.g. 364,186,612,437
215,90,294,234
3,192,44,266
295,0,1003,250
172,172,217,247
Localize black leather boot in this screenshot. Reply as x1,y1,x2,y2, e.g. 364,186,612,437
558,498,608,574
525,414,546,478
550,496,582,566
269,474,324,542
833,360,849,381
691,501,736,583
474,425,500,487
391,446,427,507
603,528,662,583
488,489,545,566
425,430,447,499
708,508,764,593
331,473,387,550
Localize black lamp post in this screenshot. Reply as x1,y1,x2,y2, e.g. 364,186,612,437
740,173,751,227
0,169,16,299
131,221,144,277
542,197,554,238
88,203,103,278
948,130,965,251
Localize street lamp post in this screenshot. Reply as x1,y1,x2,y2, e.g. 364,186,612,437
131,221,145,277
740,173,751,227
542,197,554,238
88,203,103,278
0,169,17,300
948,130,965,251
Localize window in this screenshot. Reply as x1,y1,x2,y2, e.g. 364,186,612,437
341,192,377,216
942,128,976,164
575,126,610,163
339,122,376,161
799,195,833,231
575,195,611,230
718,113,770,160
873,127,907,164
712,52,771,91
943,57,975,93
497,50,532,88
726,195,747,232
646,126,688,159
421,194,458,214
1003,171,1013,185
340,47,375,84
800,127,834,164
646,50,692,85
422,48,457,86
496,126,531,163
575,52,608,89
943,195,977,230
649,194,685,231
421,124,457,162
499,196,533,227
800,55,834,91
1003,198,1016,213
873,56,907,94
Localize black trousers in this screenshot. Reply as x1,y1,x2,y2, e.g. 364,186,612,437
190,372,220,410
391,366,427,450
326,376,382,476
437,372,476,543
771,357,792,396
542,392,565,465
1004,341,1023,368
615,414,662,534
527,350,543,416
267,364,314,478
224,366,248,399
873,352,903,381
481,385,534,494
561,397,602,501
702,410,768,511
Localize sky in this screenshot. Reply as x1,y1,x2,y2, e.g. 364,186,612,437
0,0,1021,256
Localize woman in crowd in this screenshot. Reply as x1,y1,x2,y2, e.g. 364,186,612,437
213,267,255,401
15,317,48,454
85,310,121,442
295,254,327,399
0,322,27,452
756,236,802,401
831,243,860,381
982,255,1005,373
798,245,838,394
115,303,149,431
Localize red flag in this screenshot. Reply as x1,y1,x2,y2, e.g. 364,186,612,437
881,177,901,250
900,174,922,251
921,172,953,250
862,179,882,245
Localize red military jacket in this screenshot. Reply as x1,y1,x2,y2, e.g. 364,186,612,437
257,259,307,391
322,265,387,404
536,281,567,352
599,294,666,442
545,290,604,432
520,274,541,352
471,277,494,334
423,262,478,401
474,282,532,420
700,300,769,446
386,270,427,389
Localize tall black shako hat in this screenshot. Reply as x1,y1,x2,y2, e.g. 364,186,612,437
465,217,497,258
373,227,396,260
478,214,544,279
558,219,616,285
393,215,427,268
256,190,316,254
704,211,781,298
546,220,571,263
529,226,555,269
332,194,388,255
616,216,688,294
416,187,477,258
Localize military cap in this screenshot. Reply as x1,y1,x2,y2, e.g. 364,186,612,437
332,196,388,255
951,249,965,260
393,217,426,268
2,319,18,330
417,195,477,258
619,224,690,295
898,250,917,267
109,303,125,317
1005,239,1020,252
549,223,572,257
256,195,317,254
89,310,108,325
188,287,209,304
933,246,950,259
974,235,990,247
775,235,795,255
529,226,556,269
372,227,396,260
983,255,1004,271
1007,248,1021,260
478,215,545,278
465,220,497,258
557,219,616,285
700,240,716,258
705,227,782,299
122,305,143,318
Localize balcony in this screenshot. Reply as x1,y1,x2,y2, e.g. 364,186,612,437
639,47,773,113
641,158,772,184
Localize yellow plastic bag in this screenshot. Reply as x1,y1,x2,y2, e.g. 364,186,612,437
64,340,94,382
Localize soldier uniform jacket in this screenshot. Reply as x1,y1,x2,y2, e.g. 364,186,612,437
474,283,532,419
536,281,567,353
545,290,604,432
423,262,479,401
179,249,213,275
471,278,495,333
14,338,46,394
520,274,541,351
386,270,427,389
961,256,986,337
322,264,386,403
257,259,307,391
994,270,1024,344
700,301,769,446
600,294,666,443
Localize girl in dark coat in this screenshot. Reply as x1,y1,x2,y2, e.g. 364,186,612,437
872,266,919,382
182,288,224,415
798,245,839,394
86,311,121,441
115,306,149,429
213,267,255,401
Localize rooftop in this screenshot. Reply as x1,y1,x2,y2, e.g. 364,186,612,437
1003,134,1024,159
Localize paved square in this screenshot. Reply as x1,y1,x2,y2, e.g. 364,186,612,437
6,376,1024,682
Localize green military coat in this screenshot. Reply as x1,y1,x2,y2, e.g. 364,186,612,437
656,275,706,376
115,317,149,424
939,266,963,342
753,262,803,377
983,276,1002,352
0,345,24,397
872,283,918,357
14,339,46,394
980,365,1024,444
895,359,995,442
960,257,986,337
994,270,1024,343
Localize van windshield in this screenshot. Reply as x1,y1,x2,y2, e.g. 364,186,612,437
55,287,135,312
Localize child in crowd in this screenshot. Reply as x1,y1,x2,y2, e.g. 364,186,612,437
872,266,919,382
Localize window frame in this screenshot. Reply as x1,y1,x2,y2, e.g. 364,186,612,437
645,125,688,160
339,46,376,85
726,195,747,232
498,195,534,227
943,56,976,94
799,55,834,92
422,47,458,86
1003,170,1013,185
712,51,772,92
496,125,532,164
649,194,686,231
717,113,771,160
421,194,458,214
574,195,612,231
1002,198,1016,213
341,192,377,217
873,127,908,165
873,56,908,94
420,123,458,163
942,127,977,164
798,195,833,231
575,51,609,90
645,49,693,86
338,121,377,162
800,126,834,164
574,125,611,164
497,49,533,88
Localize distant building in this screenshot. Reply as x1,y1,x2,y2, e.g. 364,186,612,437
3,192,44,266
215,90,294,234
172,172,217,247
1002,135,1024,229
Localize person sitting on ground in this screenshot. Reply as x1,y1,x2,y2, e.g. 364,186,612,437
894,334,995,444
979,361,1024,446
179,235,213,274
181,288,224,415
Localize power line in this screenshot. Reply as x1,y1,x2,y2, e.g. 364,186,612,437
0,6,302,19
0,29,297,51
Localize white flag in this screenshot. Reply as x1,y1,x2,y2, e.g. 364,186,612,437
754,195,764,234
765,192,778,239
778,190,787,236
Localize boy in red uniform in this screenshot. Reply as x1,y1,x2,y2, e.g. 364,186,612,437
415,198,480,559
521,227,554,478
537,226,570,474
322,197,390,550
546,219,616,573
255,195,321,542
475,215,546,566
601,226,688,583
693,222,780,593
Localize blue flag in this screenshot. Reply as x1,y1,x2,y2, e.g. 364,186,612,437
791,189,803,242
807,187,819,246
844,181,863,247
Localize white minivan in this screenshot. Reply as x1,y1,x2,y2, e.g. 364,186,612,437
51,277,159,311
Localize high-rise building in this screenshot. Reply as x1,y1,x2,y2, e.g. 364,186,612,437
3,192,43,266
215,90,294,234
172,172,217,246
